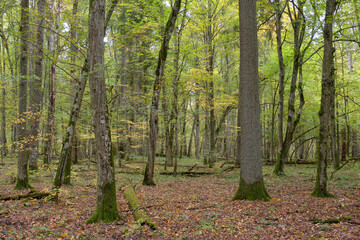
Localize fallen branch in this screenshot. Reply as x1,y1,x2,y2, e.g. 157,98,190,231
310,216,352,224
187,163,198,172
0,190,50,201
221,166,236,173
121,185,156,230
330,156,359,180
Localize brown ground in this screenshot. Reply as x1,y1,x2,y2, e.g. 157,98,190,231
0,163,359,239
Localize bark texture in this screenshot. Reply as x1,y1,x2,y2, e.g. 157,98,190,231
15,0,31,190
86,0,120,223
312,0,337,198
143,0,182,186
274,0,305,175
29,0,46,170
233,0,269,201
54,0,118,188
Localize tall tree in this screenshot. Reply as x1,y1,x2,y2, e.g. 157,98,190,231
28,0,46,170
15,0,31,190
143,0,182,186
274,0,286,173
232,0,270,201
86,0,120,223
53,0,118,188
274,0,306,175
312,0,337,198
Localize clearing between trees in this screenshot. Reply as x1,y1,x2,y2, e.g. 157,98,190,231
0,157,359,239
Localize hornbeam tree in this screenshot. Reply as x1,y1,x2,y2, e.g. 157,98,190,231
86,0,120,223
312,0,337,198
15,0,31,190
143,0,182,186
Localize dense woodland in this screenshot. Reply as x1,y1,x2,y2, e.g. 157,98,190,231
0,0,360,238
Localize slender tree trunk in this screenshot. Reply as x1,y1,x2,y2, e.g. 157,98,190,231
86,0,120,223
15,0,31,190
143,0,182,186
233,0,269,201
53,0,118,188
29,0,46,170
43,0,58,165
274,0,285,172
312,0,337,198
0,21,7,157
274,0,305,175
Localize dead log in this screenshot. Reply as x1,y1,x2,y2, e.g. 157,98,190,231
0,190,50,201
121,185,156,230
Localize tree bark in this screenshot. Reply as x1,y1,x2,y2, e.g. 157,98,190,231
15,0,31,190
232,0,270,201
274,0,305,175
86,0,120,223
274,0,285,171
29,0,46,170
143,0,182,186
312,0,337,198
54,0,118,188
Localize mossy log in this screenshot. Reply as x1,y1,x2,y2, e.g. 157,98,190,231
122,185,156,230
0,190,50,201
0,210,10,215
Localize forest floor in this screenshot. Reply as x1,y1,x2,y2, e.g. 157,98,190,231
0,156,359,239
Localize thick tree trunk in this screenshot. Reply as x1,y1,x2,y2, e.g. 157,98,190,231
86,0,120,223
15,0,31,190
233,0,269,201
312,0,337,198
29,0,46,170
143,0,182,186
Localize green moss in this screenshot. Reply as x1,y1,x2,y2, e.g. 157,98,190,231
232,178,270,201
311,187,334,198
14,178,32,190
273,153,285,176
142,163,156,186
86,181,121,224
123,186,156,230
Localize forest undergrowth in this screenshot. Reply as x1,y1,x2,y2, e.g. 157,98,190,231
0,157,359,239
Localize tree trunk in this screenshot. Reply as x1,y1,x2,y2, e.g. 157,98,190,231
274,0,285,171
29,0,46,170
143,0,182,186
0,21,7,158
53,0,118,188
274,0,305,175
232,0,269,201
15,0,31,190
86,0,120,223
312,0,337,198
43,0,58,165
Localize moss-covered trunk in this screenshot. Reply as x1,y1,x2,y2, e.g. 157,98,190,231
86,0,120,223
15,0,31,190
312,0,337,198
122,185,156,229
